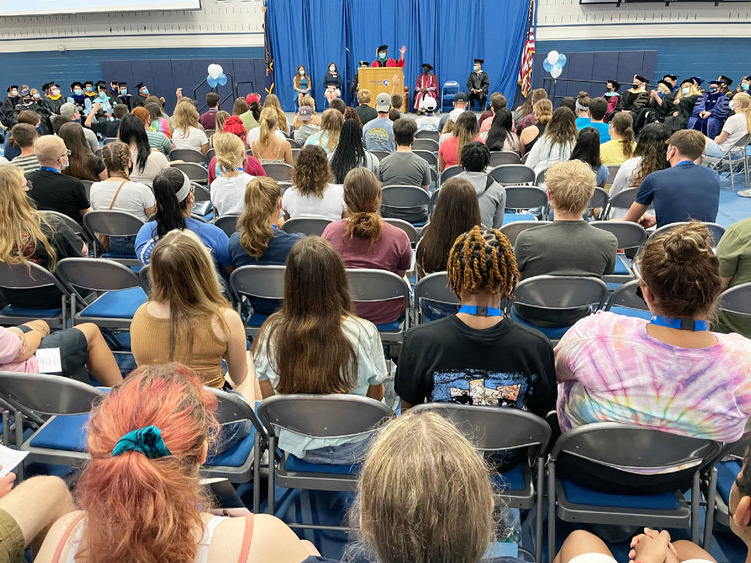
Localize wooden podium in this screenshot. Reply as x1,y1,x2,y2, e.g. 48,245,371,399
358,67,404,110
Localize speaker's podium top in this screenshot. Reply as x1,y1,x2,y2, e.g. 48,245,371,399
358,67,404,109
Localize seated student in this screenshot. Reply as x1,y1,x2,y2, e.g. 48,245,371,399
599,111,635,165
207,116,265,184
135,168,232,277
293,104,321,145
8,123,39,173
705,91,750,158
131,107,173,156
355,89,378,125
556,223,751,464
322,168,411,326
514,87,548,133
663,79,701,133
252,236,387,463
479,93,509,135
145,102,172,139
58,122,107,182
329,119,380,183
90,142,156,256
26,135,92,225
118,113,170,188
282,145,344,221
199,91,220,130
304,108,343,157
252,108,294,165
570,127,609,187
716,217,751,338
53,103,99,153
455,142,506,229
262,93,290,137
518,98,552,154
416,177,481,277
209,133,255,217
586,97,611,143
85,102,128,139
378,118,431,191
624,129,720,229
414,96,441,131
395,226,556,416
616,74,650,123
438,111,482,171
3,109,41,161
525,106,577,175
171,102,209,155
329,97,346,115
362,93,396,152
239,96,260,132
574,91,591,129
482,107,521,154
36,364,317,563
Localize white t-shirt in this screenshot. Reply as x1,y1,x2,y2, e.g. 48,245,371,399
210,172,254,217
129,149,170,188
246,128,286,146
90,178,156,222
172,126,208,152
608,156,642,219
415,115,441,132
282,183,345,221
719,113,749,153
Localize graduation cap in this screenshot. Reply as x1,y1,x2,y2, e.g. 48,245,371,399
359,60,370,67
658,80,672,89
376,44,388,52
6,85,18,93
663,74,677,81
607,79,620,91
422,63,433,71
95,80,106,88
70,81,83,90
84,80,94,86
136,82,147,90
41,82,52,92
633,74,648,84
718,75,733,86
118,81,128,87
690,76,704,86
474,58,484,65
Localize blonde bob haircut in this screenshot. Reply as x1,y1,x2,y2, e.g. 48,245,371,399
213,132,245,172
545,159,596,216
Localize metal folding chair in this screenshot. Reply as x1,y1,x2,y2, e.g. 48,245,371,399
590,221,648,283
213,214,241,237
602,187,639,220
41,210,90,246
415,129,439,142
412,138,439,152
102,137,118,146
489,150,521,167
413,271,460,324
606,165,620,186
170,161,209,185
80,180,94,201
263,163,294,182
500,220,550,246
346,268,411,344
384,217,419,246
718,282,751,316
440,165,463,184
588,187,609,218
370,150,391,161
229,265,285,337
441,81,460,112
281,217,332,236
503,185,548,222
703,132,751,191
604,279,650,319
169,148,207,164
649,221,726,247
0,262,70,327
380,185,430,226
705,430,751,538
83,210,144,265
414,149,438,170
490,164,535,186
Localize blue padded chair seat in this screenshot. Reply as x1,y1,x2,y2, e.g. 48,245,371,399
609,306,651,320
29,414,90,452
0,305,62,317
79,287,147,319
205,426,256,467
503,213,536,224
717,460,742,504
613,257,630,275
376,320,401,332
102,251,137,259
284,454,361,475
246,313,269,328
492,463,527,492
509,309,572,340
561,477,681,510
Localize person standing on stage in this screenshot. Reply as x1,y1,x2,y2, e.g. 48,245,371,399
414,63,438,113
372,44,406,68
467,58,489,111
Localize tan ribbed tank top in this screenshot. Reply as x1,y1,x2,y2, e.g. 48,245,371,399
131,304,228,388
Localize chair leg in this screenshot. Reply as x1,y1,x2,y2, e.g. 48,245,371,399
536,459,544,563
13,409,24,482
703,466,718,549
267,436,276,515
252,432,261,514
691,470,700,543
547,461,556,563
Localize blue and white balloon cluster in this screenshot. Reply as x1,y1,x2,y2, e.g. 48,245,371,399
542,51,567,79
207,64,228,88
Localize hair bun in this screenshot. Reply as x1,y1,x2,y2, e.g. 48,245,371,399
662,226,710,264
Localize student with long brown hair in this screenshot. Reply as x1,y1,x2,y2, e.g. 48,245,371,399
282,145,344,220
252,236,387,463
58,121,107,181
37,363,318,563
250,107,293,165
600,111,636,165
525,106,577,174
438,110,481,171
322,167,411,326
519,98,553,154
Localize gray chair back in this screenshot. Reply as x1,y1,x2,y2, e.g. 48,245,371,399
490,164,535,186
415,129,439,141
83,210,144,241
513,275,608,310
414,149,438,169
589,187,609,213
719,282,751,316
370,150,391,161
0,371,106,416
192,182,211,203
214,214,241,237
440,165,463,183
604,187,639,218
288,138,301,149
384,218,419,245
264,163,293,182
650,221,726,247
80,180,94,201
139,264,151,294
412,139,439,152
169,148,207,164
41,210,87,241
489,151,521,167
414,271,459,323
504,185,548,210
606,165,620,185
381,185,430,209
170,162,208,184
291,147,301,162
55,258,145,294
0,262,69,325
282,217,332,236
590,221,648,250
102,137,118,145
230,265,286,301
346,268,410,304
500,221,549,246
605,280,649,312
534,167,547,187
206,148,216,162
206,387,265,433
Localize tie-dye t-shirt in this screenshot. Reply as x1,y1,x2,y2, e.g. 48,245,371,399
555,311,751,442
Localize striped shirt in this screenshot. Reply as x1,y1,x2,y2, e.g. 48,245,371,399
11,154,39,174
145,129,173,156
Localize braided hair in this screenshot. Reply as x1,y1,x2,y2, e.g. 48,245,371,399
101,141,131,179
447,226,519,299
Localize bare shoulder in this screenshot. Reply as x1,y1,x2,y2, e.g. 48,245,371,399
35,510,86,562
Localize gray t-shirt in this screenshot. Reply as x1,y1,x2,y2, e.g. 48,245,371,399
294,123,320,144
378,151,431,188
362,117,396,152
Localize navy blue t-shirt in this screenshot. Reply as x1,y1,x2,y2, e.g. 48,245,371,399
635,163,720,228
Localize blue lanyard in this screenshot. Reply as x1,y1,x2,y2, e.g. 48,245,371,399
39,166,60,174
458,305,502,317
676,160,694,167
650,315,708,331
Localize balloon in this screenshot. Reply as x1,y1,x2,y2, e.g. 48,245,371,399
207,76,219,88
543,59,553,73
557,53,567,68
551,66,562,79
207,64,222,79
217,73,228,86
546,50,559,65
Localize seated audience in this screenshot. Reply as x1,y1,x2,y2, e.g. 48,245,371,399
8,123,39,173
3,109,41,161
131,106,172,155
239,95,261,132
363,93,396,152
293,105,320,144
482,107,521,154
252,108,293,165
37,363,316,563
135,168,232,276
439,91,469,131
378,118,431,189
396,226,556,415
525,106,577,175
585,97,611,143
616,74,649,123
282,145,344,221
560,97,576,113
705,91,750,157
414,96,440,131
199,91,220,130
456,142,506,228
439,110,460,146
574,91,591,129
146,102,172,139
207,116,265,184
262,93,289,135
210,133,255,217
514,87,548,133
689,79,729,138
479,93,508,134
247,106,287,146
624,129,720,228
355,89,378,125
609,123,670,218
602,80,621,118
329,119,379,183
118,113,170,187
214,109,230,136
438,111,481,171
58,122,107,182
322,168,411,326
716,217,751,338
53,103,99,152
518,98,553,154
295,65,313,106
416,177,481,277
90,142,156,256
171,102,209,155
26,135,92,225
599,111,635,165
252,236,386,463
570,127,609,187
232,97,249,120
304,108,344,156
329,98,346,115
85,103,127,139
664,79,701,133
556,223,751,456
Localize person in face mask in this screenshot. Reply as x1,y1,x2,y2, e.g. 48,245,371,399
737,76,751,94
83,80,97,101
663,79,701,133
115,81,135,110
413,63,438,113
67,81,87,115
42,81,65,116
688,79,729,138
293,65,312,108
371,44,406,68
615,74,650,123
703,91,751,161
600,79,621,120
323,62,342,106
718,74,733,94
134,82,150,107
0,85,20,128
635,79,675,133
466,58,489,111
11,89,53,136
86,82,113,118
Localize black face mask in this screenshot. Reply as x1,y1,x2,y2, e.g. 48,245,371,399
632,83,640,89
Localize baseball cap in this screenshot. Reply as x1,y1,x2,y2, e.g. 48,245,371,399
449,107,465,122
59,103,76,119
421,97,437,111
375,92,391,112
453,92,468,103
299,105,313,122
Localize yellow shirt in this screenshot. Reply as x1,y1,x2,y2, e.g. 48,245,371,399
600,140,636,165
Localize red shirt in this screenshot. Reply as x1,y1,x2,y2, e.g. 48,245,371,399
371,58,405,68
199,109,218,130
439,136,484,169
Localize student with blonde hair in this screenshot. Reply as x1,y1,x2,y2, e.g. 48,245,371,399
304,108,344,155
705,91,751,160
519,98,553,154
250,108,293,165
262,93,289,134
209,133,255,217
355,89,378,125
172,101,209,154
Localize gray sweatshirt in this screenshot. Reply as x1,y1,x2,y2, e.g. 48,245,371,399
455,171,506,229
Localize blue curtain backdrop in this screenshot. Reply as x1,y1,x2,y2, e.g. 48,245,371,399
266,0,530,111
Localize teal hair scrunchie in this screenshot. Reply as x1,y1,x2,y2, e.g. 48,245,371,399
111,425,172,459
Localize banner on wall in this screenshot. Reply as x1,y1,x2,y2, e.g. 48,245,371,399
263,0,275,97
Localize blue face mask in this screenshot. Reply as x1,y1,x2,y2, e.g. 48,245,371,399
142,88,149,95
743,83,750,91
681,87,689,96
474,65,480,72
85,86,93,92
378,52,387,60
121,88,128,95
74,89,83,96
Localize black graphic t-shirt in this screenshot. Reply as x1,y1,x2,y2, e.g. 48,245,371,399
395,315,556,418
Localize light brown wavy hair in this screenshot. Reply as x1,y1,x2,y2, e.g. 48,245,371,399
292,145,333,197
343,168,383,244
239,177,280,259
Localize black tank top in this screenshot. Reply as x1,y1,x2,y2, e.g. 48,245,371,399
523,122,546,153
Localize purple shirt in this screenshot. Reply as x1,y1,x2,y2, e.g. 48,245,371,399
199,109,218,131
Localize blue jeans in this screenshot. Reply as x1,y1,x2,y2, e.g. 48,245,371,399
106,235,137,257
302,437,372,465
705,139,724,158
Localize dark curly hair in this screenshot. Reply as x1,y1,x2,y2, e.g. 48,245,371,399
292,145,333,197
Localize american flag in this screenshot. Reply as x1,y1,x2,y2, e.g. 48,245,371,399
517,0,536,98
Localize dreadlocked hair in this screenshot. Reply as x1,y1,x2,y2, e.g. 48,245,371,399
447,226,519,299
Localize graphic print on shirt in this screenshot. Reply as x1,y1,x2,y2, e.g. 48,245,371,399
366,126,390,147
430,368,537,409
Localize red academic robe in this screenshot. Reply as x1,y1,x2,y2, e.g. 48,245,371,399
413,73,439,110
371,58,405,68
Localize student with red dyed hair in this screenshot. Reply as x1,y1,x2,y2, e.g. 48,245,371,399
37,363,319,563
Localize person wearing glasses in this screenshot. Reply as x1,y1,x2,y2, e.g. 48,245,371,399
26,135,91,225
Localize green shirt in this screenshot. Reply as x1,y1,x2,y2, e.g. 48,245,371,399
145,129,173,156
716,217,751,338
239,110,259,132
